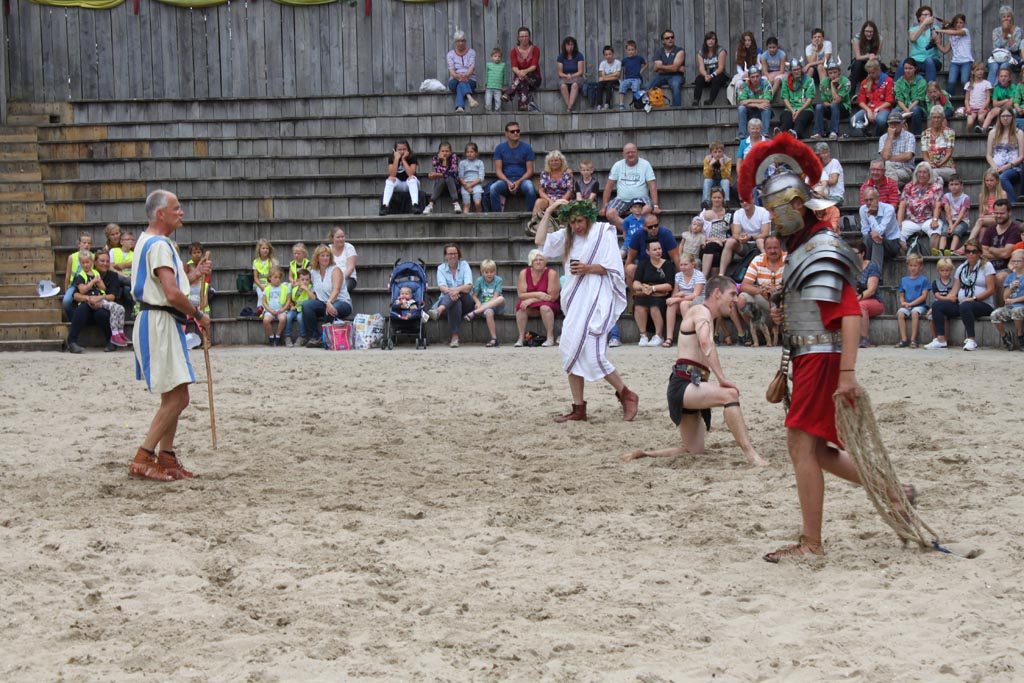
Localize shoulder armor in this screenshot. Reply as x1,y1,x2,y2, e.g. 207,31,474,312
783,232,861,303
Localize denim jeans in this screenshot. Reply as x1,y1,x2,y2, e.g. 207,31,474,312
1000,166,1023,202
702,178,731,203
647,73,683,107
302,298,352,340
852,108,890,136
487,179,537,213
285,309,305,339
948,62,971,92
434,292,476,336
903,105,926,135
814,102,848,136
988,60,1017,84
737,105,771,137
915,57,942,84
447,78,477,110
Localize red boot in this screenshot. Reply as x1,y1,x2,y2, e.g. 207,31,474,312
554,402,587,423
616,387,639,421
157,450,196,480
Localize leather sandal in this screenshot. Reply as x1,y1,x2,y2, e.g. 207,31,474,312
158,450,195,480
763,535,825,563
129,447,174,482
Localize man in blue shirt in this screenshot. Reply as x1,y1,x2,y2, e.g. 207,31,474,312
859,186,902,271
488,121,537,212
625,215,680,285
647,29,686,107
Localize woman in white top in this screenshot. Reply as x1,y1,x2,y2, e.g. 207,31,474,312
925,240,997,351
933,14,972,93
813,141,845,204
302,244,352,347
328,226,358,292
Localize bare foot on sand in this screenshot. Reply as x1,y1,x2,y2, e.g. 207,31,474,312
745,449,769,467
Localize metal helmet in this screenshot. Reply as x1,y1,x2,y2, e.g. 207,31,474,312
747,65,762,78
825,56,842,71
786,57,804,72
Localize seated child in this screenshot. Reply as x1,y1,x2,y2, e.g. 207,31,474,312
895,254,930,348
458,143,486,213
939,175,970,254
393,285,428,322
287,267,313,346
678,216,707,258
991,248,1024,349
618,40,646,109
575,160,600,205
289,242,310,284
702,141,733,206
928,257,956,335
186,242,212,315
63,231,93,320
465,259,506,347
619,199,647,258
72,251,130,348
261,266,291,346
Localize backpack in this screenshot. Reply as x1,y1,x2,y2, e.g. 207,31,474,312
647,86,666,108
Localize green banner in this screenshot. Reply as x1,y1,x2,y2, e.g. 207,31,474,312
29,0,125,8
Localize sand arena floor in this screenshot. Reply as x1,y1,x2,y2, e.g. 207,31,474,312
1,345,1021,681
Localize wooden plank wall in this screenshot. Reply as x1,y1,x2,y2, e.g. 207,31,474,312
3,0,1022,102
0,8,6,122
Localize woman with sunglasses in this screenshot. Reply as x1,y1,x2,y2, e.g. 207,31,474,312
925,239,997,350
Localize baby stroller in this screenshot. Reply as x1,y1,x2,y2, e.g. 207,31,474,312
382,258,429,350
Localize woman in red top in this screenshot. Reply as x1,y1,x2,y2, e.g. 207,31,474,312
515,249,560,346
504,26,542,112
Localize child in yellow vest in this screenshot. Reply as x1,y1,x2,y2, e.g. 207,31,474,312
252,238,277,302
287,267,313,347
185,242,213,314
289,242,310,285
261,267,291,346
63,232,93,320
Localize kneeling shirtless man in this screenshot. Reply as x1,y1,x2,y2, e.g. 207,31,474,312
623,275,767,466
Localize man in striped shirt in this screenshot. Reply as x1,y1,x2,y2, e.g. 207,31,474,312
739,234,785,328
858,159,900,206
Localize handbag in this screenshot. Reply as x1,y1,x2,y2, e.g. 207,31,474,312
322,321,352,350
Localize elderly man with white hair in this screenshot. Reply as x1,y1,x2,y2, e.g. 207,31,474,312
129,189,211,482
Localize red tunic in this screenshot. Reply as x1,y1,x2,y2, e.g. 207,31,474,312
784,223,861,445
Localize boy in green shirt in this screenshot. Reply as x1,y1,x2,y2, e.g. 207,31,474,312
813,59,851,139
737,68,774,140
778,60,815,138
894,60,927,134
484,48,507,112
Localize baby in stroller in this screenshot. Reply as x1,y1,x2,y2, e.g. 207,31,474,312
393,285,429,322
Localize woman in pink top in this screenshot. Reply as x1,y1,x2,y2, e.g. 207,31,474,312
515,249,561,346
504,26,542,112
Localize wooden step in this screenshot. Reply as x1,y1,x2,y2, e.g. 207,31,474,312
0,160,41,174
43,181,147,202
0,294,60,310
0,246,55,261
0,308,61,323
0,224,51,238
0,235,51,248
0,284,41,296
0,212,49,225
0,338,65,352
0,201,46,214
0,262,53,276
0,322,66,342
0,171,43,183
0,190,46,203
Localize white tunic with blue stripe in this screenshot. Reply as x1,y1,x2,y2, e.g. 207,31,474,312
130,231,195,394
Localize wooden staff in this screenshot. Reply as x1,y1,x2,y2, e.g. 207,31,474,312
199,251,217,449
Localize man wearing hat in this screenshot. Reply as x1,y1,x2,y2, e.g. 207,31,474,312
879,115,916,185
736,66,773,141
128,189,211,482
